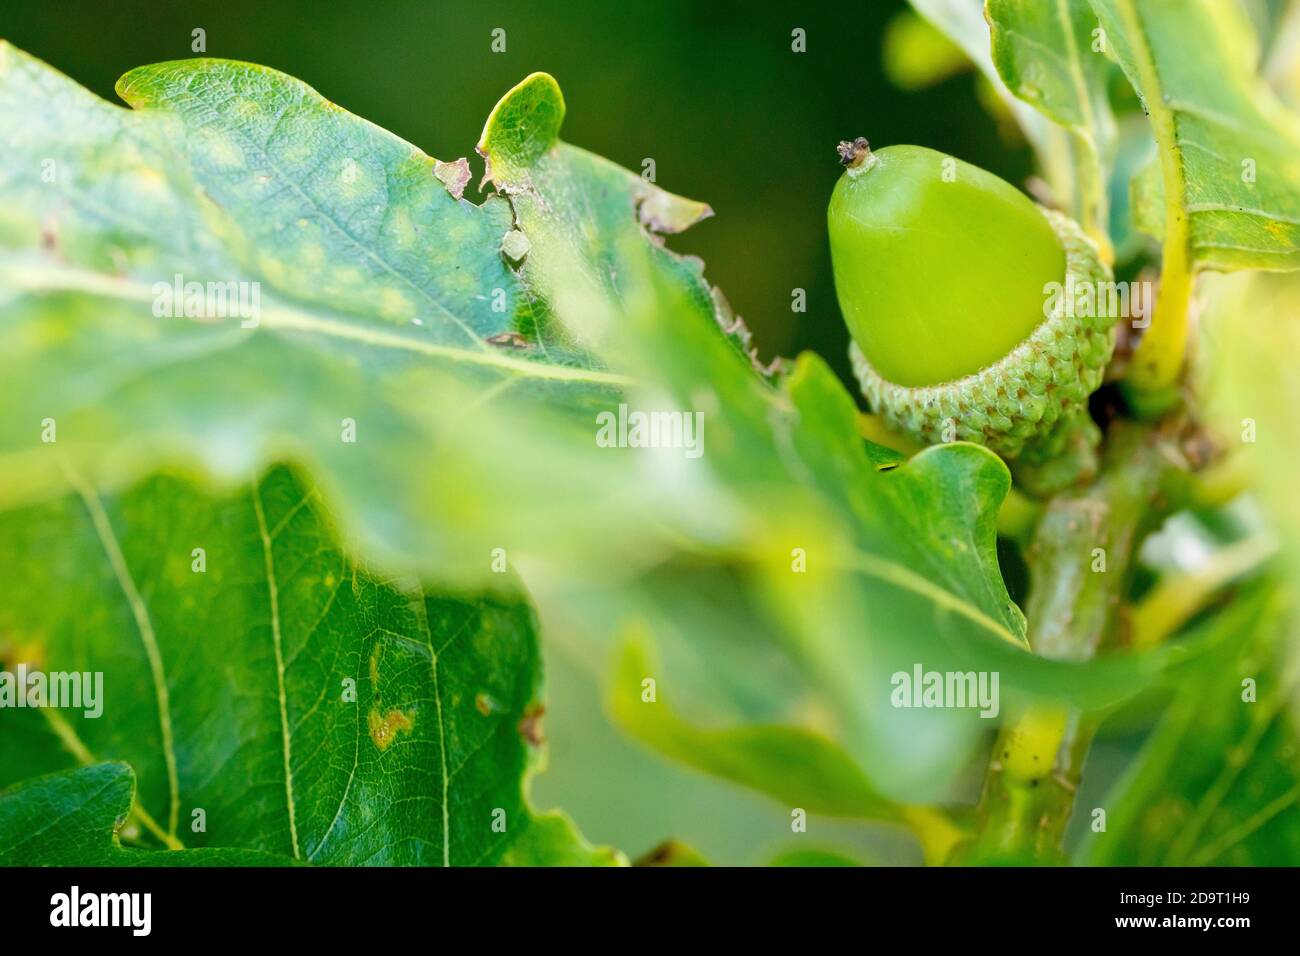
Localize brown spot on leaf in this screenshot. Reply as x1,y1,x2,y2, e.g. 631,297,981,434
634,840,689,867
518,706,545,746
487,331,530,349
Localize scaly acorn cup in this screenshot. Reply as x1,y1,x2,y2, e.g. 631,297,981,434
829,140,1115,492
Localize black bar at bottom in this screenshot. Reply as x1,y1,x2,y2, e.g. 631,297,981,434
0,865,1281,940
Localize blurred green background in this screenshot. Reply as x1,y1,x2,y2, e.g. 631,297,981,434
3,0,1036,864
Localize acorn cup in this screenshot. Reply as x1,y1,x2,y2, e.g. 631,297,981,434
829,140,1116,494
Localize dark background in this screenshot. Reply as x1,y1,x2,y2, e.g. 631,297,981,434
2,0,1035,862
2,0,1029,384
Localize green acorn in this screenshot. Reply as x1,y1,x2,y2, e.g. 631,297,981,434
829,140,1115,488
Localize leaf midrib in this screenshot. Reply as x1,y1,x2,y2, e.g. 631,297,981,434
843,547,1027,649
64,461,182,841
0,258,633,388
251,481,301,861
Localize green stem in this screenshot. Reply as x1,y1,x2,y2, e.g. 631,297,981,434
966,422,1177,862
1117,0,1194,394
976,709,1099,861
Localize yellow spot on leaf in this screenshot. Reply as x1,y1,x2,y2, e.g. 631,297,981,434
377,287,413,320
299,243,326,269
0,633,46,669
195,130,244,169
366,641,414,750
125,165,172,200
368,706,415,751
331,265,363,288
